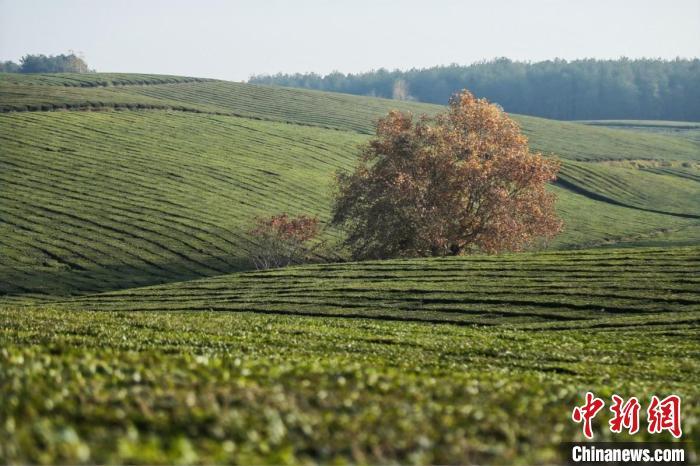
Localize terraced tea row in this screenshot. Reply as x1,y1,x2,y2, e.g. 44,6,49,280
4,76,699,212
1,73,698,465
549,186,700,249
55,246,700,330
0,72,213,87
558,160,700,218
2,306,697,464
0,110,360,295
638,165,700,183
5,108,699,297
126,81,444,134
581,120,700,144
0,78,442,133
516,114,700,163
3,74,699,164
131,81,700,161
2,109,699,296
0,84,223,113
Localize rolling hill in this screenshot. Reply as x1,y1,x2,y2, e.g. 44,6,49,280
580,120,700,144
1,73,699,297
1,72,699,464
51,246,700,329
2,246,699,463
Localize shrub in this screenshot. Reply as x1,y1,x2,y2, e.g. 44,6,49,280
248,214,320,269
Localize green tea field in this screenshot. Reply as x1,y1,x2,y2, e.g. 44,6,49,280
2,73,699,296
580,120,700,144
1,72,699,464
3,247,700,464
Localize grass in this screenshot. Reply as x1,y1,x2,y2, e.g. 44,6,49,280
639,165,700,183
50,246,700,328
0,77,442,133
0,84,219,113
0,72,213,87
3,74,699,240
580,120,700,144
124,81,443,134
557,160,700,218
543,186,699,248
1,72,699,464
2,109,698,297
2,246,698,464
0,110,360,296
3,74,700,163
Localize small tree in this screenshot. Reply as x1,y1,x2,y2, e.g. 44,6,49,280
248,214,320,269
332,90,562,259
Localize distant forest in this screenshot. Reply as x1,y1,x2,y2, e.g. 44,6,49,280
0,53,91,74
250,58,700,121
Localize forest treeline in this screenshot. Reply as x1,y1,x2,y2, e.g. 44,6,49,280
250,58,700,121
0,53,91,74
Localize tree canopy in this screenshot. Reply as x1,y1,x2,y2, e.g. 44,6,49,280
0,53,91,74
0,61,20,73
251,58,700,121
331,90,562,260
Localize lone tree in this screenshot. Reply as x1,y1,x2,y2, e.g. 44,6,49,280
332,90,562,259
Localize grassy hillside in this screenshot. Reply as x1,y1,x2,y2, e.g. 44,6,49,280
0,84,203,113
639,164,700,183
0,76,442,133
0,110,360,295
517,115,700,163
55,246,700,328
2,73,700,297
2,109,698,297
558,160,700,218
0,72,213,87
1,73,699,464
3,73,700,161
580,120,700,144
2,246,698,464
3,308,696,465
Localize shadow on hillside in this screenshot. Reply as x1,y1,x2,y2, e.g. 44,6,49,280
0,256,254,299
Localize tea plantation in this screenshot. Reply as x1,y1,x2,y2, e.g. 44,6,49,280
2,78,699,295
1,73,699,464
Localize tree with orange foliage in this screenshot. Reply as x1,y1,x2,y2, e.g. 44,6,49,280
248,214,320,269
332,90,562,259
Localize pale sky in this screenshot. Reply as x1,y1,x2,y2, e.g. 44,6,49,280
1,0,699,81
